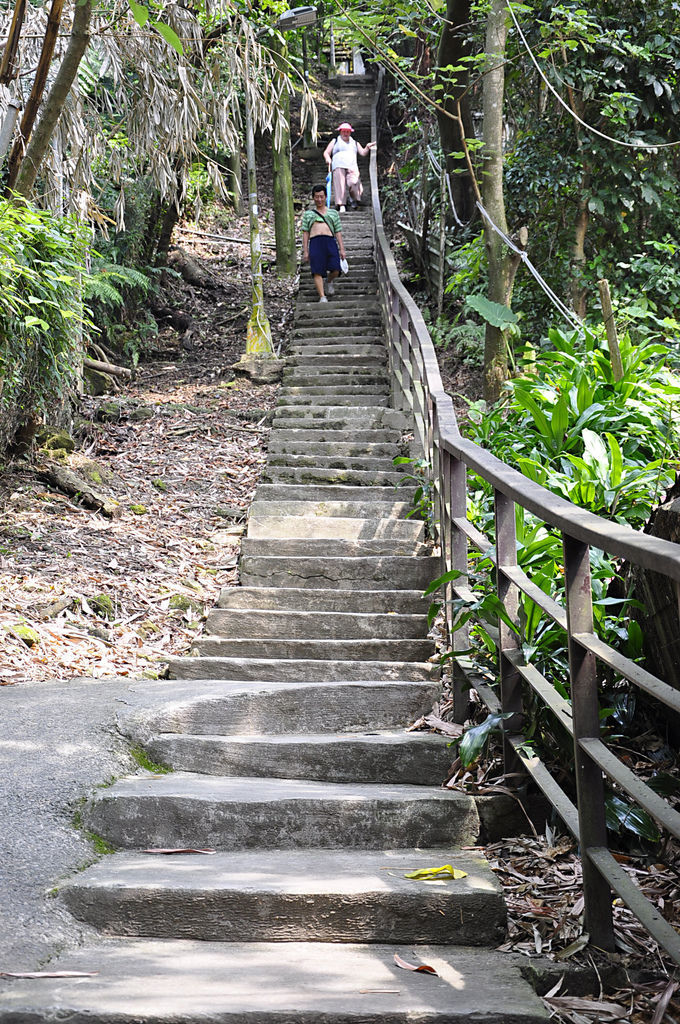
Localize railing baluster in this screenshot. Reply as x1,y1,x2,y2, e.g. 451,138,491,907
563,534,615,952
495,491,522,775
450,457,469,722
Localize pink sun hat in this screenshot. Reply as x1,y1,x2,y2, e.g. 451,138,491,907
337,122,354,132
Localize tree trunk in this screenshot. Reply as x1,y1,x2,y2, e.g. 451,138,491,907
481,0,525,403
0,0,27,85
12,0,92,199
5,0,64,191
270,35,296,277
225,149,243,215
435,0,476,224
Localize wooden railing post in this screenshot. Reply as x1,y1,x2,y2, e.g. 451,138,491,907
450,457,469,722
495,491,522,775
563,534,615,952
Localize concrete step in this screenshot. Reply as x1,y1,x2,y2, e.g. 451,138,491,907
205,608,428,640
253,484,415,504
191,636,435,663
0,939,548,1022
269,428,400,444
239,553,440,590
271,406,408,429
145,730,449,784
247,499,414,519
166,655,438,684
118,679,440,736
84,774,480,849
246,513,423,541
240,537,426,558
282,371,388,387
275,393,389,407
289,337,383,349
261,467,404,487
60,848,506,944
264,454,401,473
215,587,430,614
285,351,386,366
297,297,379,314
266,440,400,457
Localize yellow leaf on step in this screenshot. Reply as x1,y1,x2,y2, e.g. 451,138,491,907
404,864,468,880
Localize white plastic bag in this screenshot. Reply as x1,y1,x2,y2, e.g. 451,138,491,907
340,258,349,275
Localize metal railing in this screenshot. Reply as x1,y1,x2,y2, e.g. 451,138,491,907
368,70,680,965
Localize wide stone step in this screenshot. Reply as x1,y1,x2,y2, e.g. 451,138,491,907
240,537,426,557
119,680,440,736
285,351,386,366
274,393,389,407
297,297,379,313
269,427,399,444
282,371,388,386
264,454,401,472
253,484,415,503
60,848,506,944
216,586,430,614
240,553,439,590
167,655,438,683
145,730,449,784
191,636,435,663
262,467,404,487
205,608,428,640
0,939,548,1023
289,336,383,349
84,774,480,849
271,406,408,429
246,514,423,541
247,499,414,520
266,440,400,458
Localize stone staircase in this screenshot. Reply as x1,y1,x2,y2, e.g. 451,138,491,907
0,81,547,1024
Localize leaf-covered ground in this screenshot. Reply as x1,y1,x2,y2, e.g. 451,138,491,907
0,216,291,685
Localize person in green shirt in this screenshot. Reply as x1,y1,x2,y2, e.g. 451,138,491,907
301,183,346,302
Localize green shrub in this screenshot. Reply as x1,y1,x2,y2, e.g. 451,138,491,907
0,201,91,451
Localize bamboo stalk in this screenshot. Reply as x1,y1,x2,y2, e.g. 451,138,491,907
597,278,624,382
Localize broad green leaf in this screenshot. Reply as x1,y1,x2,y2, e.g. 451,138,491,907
605,432,623,487
465,294,518,329
551,396,569,441
459,712,512,767
153,20,184,55
128,0,149,27
423,568,465,597
404,864,468,880
605,795,660,841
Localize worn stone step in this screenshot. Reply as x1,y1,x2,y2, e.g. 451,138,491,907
268,428,400,444
285,351,386,366
205,608,428,640
118,679,440,736
262,467,404,487
240,553,440,590
191,635,434,663
216,587,429,614
0,939,548,1023
247,499,414,520
264,454,401,473
271,406,408,429
145,730,449,784
246,513,422,540
252,483,416,504
167,655,438,683
84,774,479,849
60,848,505,945
296,303,380,320
266,440,400,458
282,371,388,387
240,536,425,558
289,336,383,348
275,393,389,407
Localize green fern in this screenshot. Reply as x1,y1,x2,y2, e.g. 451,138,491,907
84,262,152,311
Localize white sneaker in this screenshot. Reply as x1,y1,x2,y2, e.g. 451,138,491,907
326,279,335,296
339,205,346,213
319,295,328,303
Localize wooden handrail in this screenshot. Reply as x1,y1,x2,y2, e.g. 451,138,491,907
368,67,680,966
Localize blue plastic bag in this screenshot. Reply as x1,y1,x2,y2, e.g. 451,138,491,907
326,172,332,207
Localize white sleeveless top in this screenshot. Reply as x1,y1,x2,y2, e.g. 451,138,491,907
331,136,358,172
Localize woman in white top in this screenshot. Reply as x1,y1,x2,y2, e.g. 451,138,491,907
323,121,376,212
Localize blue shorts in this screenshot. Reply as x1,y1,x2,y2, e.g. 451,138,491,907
309,235,340,277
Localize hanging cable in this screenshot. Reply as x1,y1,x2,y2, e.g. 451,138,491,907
426,145,466,227
476,200,583,332
507,0,680,151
